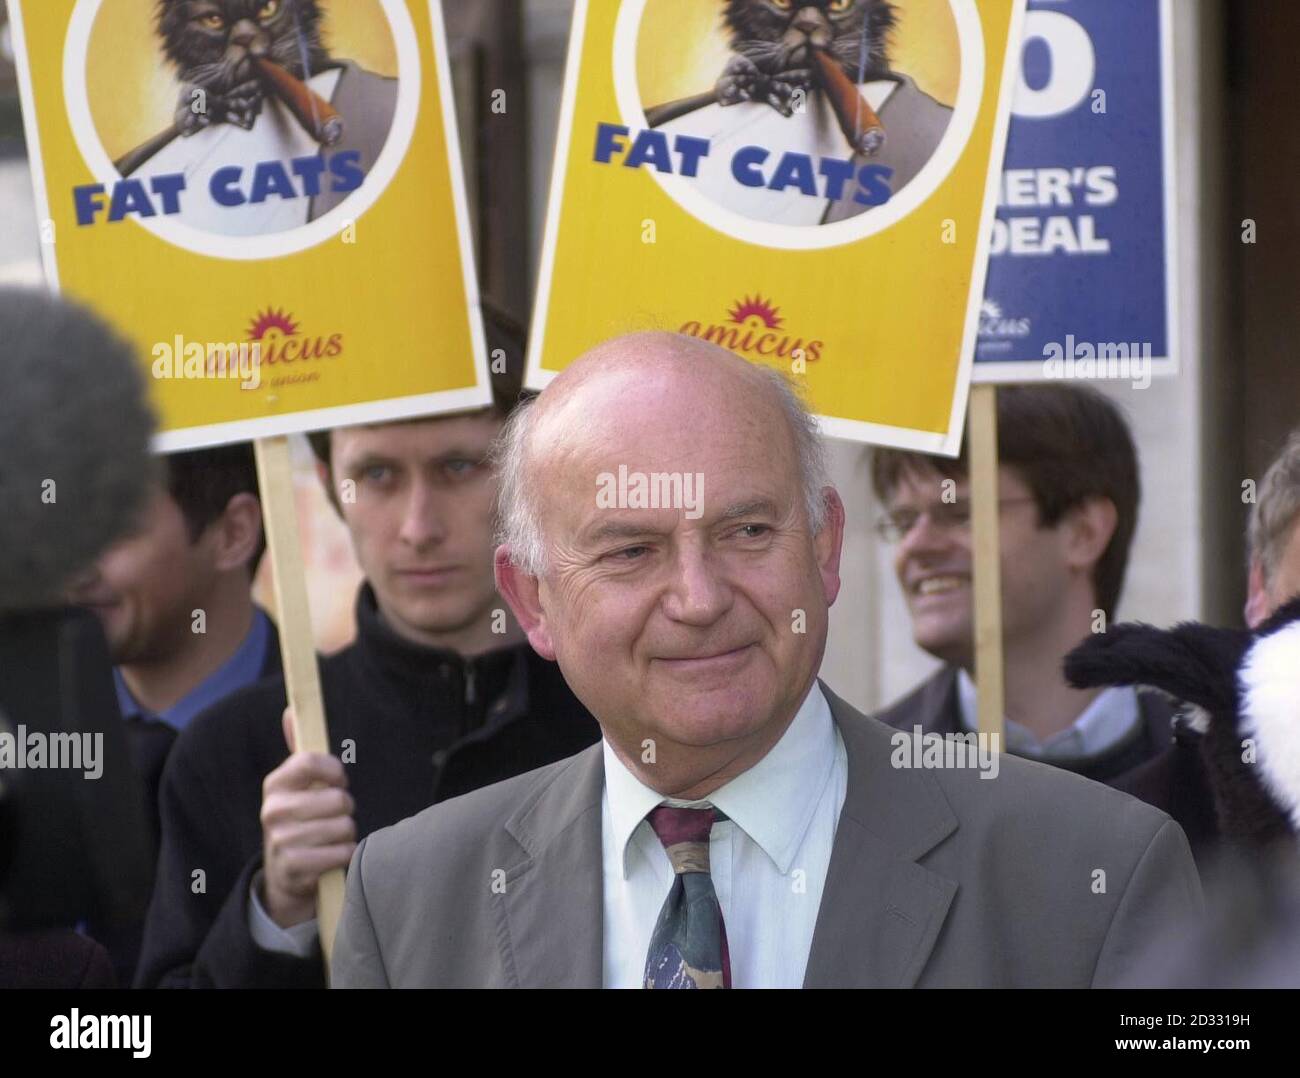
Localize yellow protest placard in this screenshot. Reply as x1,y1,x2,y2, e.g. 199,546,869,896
11,0,486,451
530,0,1025,453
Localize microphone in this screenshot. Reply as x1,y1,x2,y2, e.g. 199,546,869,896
0,288,157,610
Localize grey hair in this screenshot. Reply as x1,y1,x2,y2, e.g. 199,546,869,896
492,363,831,576
1249,428,1300,582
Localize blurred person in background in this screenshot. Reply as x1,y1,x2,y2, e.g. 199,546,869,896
66,444,276,984
1115,427,1300,861
870,385,1176,791
69,444,276,856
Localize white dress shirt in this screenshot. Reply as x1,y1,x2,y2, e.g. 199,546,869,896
601,682,847,988
249,871,316,957
955,669,1142,759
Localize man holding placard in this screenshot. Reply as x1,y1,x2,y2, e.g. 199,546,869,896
135,312,600,988
871,385,1175,788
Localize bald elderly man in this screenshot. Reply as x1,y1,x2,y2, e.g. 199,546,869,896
332,332,1201,988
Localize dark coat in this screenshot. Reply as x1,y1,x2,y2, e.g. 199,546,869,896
873,666,1178,791
121,615,283,858
98,616,282,988
1110,716,1221,862
135,584,600,988
0,931,117,989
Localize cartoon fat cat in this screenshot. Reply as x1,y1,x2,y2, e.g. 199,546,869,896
115,0,399,236
715,0,900,118
157,0,337,137
646,0,955,226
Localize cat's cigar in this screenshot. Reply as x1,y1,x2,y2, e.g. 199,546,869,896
254,57,343,146
812,49,884,156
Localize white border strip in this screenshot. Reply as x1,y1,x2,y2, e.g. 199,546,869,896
8,0,62,293
152,384,491,453
525,0,588,396
426,0,492,417
939,0,1027,449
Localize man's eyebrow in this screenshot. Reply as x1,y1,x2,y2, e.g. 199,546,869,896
343,452,402,473
582,519,668,545
719,498,781,521
425,447,492,463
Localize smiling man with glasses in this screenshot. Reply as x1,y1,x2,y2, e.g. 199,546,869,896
869,384,1177,792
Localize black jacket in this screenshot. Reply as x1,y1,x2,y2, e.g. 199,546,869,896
96,612,282,989
135,584,599,988
874,666,1177,788
122,614,283,858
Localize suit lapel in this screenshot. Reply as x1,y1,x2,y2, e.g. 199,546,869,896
804,686,959,987
491,687,962,988
496,744,605,988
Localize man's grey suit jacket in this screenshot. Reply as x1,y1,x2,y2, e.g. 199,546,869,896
333,684,1202,988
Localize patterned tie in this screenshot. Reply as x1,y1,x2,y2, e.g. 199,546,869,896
642,804,731,989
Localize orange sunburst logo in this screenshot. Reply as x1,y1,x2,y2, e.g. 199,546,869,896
727,294,783,329
247,308,299,340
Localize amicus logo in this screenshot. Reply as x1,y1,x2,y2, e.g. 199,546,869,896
977,298,1031,339
247,307,344,365
679,294,824,363
244,307,343,390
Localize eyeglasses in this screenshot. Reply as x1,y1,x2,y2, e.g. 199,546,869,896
874,496,1037,542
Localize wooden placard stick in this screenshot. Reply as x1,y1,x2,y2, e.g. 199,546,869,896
253,435,345,971
968,385,1006,745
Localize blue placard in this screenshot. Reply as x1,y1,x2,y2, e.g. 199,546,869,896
974,0,1175,383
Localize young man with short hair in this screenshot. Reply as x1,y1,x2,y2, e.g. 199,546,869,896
870,385,1175,786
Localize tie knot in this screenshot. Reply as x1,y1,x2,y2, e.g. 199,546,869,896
646,805,717,874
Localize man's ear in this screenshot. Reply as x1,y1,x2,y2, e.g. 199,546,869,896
211,492,263,574
494,545,556,660
1063,495,1118,574
814,486,847,608
1245,558,1272,629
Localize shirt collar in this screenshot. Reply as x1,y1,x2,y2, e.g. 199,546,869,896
115,607,273,732
955,668,1141,758
603,681,838,878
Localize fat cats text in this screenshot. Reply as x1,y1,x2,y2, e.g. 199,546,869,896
593,121,894,209
72,149,363,227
